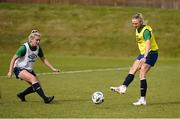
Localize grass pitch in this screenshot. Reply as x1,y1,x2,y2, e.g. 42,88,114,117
0,55,180,118
0,3,180,118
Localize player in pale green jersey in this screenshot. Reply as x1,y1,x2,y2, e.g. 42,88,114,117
7,30,59,103
110,13,158,106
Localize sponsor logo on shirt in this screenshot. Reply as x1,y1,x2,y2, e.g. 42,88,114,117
28,54,37,59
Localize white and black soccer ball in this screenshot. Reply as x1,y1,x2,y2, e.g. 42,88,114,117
92,91,104,104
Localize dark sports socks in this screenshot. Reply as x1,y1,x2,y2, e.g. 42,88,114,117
141,79,147,97
32,83,47,100
122,74,135,87
21,86,35,96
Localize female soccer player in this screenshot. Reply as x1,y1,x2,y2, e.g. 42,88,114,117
110,13,159,106
7,30,59,103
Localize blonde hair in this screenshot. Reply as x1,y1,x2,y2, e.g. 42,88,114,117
132,13,147,25
28,30,41,42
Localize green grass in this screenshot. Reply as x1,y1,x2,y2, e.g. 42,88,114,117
0,3,180,57
0,3,180,118
0,55,180,117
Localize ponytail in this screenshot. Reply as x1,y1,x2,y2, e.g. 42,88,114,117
28,30,41,42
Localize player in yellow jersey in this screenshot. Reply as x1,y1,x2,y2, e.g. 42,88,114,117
110,13,158,106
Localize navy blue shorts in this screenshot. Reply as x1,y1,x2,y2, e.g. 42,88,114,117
13,67,36,79
137,51,158,67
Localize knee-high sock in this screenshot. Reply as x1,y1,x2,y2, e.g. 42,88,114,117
141,79,147,97
21,86,35,96
32,83,47,100
122,74,135,87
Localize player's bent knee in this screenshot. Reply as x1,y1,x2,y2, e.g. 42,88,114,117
129,67,140,74
29,76,39,84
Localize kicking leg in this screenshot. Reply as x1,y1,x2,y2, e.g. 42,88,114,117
111,59,142,94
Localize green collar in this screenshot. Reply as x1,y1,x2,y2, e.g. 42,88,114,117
137,25,145,33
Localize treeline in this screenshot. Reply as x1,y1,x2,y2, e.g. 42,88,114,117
0,0,180,9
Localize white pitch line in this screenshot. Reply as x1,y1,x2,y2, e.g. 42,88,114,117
38,67,129,76
0,67,129,78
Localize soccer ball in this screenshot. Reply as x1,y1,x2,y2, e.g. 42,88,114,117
92,91,104,104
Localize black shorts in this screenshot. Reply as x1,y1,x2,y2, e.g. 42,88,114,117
13,67,36,79
136,51,158,67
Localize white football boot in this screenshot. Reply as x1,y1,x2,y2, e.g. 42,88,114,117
110,85,127,94
133,97,146,106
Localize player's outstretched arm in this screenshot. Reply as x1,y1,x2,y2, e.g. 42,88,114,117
7,55,19,79
40,57,60,72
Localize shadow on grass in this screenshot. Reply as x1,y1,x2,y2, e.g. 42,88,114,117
149,101,180,106
53,98,90,104
1,98,89,104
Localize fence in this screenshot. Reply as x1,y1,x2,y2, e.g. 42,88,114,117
1,0,180,9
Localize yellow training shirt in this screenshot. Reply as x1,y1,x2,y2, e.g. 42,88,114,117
136,25,159,54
